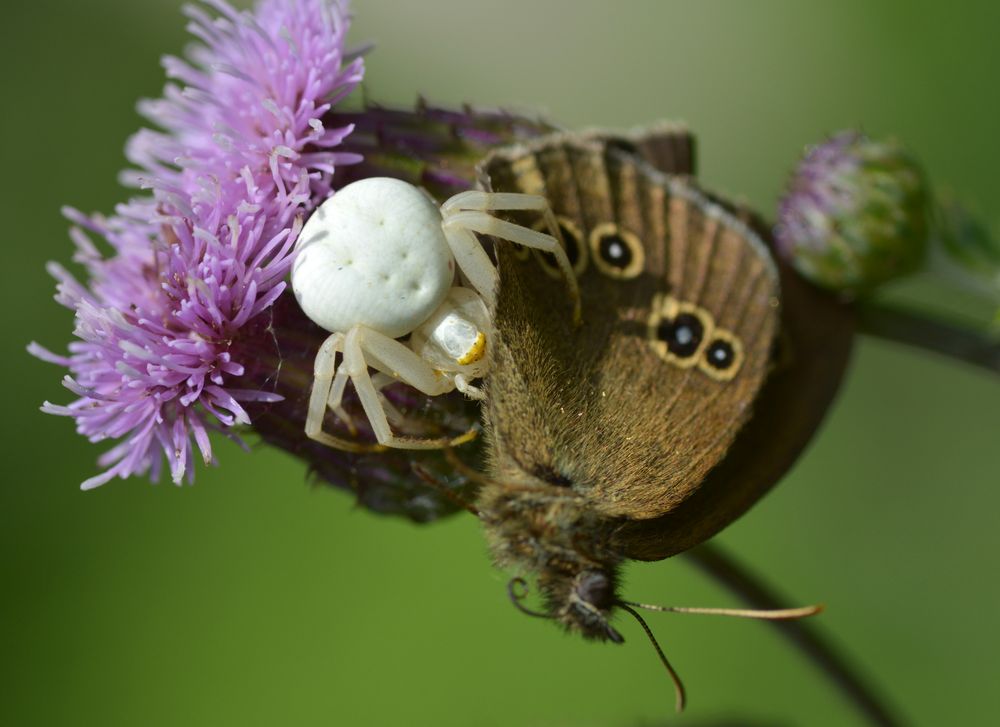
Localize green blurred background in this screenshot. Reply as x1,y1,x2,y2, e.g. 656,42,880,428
3,1,999,724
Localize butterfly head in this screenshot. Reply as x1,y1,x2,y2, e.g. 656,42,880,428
555,568,625,642
476,461,625,641
508,566,624,643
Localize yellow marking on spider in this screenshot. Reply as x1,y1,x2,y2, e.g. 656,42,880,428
457,331,487,366
450,428,479,447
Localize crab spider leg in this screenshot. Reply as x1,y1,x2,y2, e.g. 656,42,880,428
344,327,478,450
307,332,344,438
370,372,408,426
304,333,383,453
442,193,577,318
455,373,485,400
332,342,429,416
345,328,454,397
326,359,355,432
441,193,565,250
329,361,433,438
443,211,582,324
369,344,483,405
441,191,558,216
437,223,498,307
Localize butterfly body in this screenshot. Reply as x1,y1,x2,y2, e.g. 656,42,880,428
479,476,624,640
472,130,853,637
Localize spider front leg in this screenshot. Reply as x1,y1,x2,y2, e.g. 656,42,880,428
342,326,479,450
305,332,385,453
441,192,582,324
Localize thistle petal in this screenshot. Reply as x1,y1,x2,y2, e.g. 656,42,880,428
34,0,364,489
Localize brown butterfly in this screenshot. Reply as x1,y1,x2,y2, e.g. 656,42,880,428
450,128,855,710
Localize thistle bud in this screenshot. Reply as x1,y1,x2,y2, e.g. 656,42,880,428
775,131,930,295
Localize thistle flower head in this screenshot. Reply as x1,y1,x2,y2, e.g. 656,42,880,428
775,130,930,294
243,102,557,522
31,0,363,490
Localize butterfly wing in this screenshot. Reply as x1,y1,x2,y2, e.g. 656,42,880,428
611,259,854,558
606,139,855,558
478,135,780,520
578,121,697,177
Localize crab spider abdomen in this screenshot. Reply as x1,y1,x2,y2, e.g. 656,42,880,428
291,178,456,339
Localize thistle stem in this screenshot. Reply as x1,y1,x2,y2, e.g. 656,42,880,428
685,542,905,727
858,301,1000,374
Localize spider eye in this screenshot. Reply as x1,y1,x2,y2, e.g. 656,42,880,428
589,223,644,279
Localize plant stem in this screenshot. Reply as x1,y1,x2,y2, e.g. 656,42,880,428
685,542,905,727
858,301,1000,374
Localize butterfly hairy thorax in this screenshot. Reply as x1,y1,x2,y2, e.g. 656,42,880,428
471,129,854,671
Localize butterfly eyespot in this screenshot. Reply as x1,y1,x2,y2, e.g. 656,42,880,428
532,216,587,277
589,222,644,279
658,312,704,359
647,296,713,368
706,340,734,368
699,330,744,381
510,243,532,261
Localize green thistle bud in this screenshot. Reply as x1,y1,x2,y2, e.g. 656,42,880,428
776,131,930,295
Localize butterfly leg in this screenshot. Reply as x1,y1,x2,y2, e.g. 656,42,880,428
345,327,478,450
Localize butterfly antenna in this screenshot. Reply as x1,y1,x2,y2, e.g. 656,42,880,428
621,600,824,620
410,462,480,516
507,577,552,619
619,603,686,713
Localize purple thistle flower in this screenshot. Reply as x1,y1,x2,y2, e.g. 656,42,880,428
238,101,558,522
775,130,929,294
31,0,364,490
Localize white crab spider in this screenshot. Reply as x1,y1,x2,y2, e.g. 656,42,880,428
290,177,580,452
